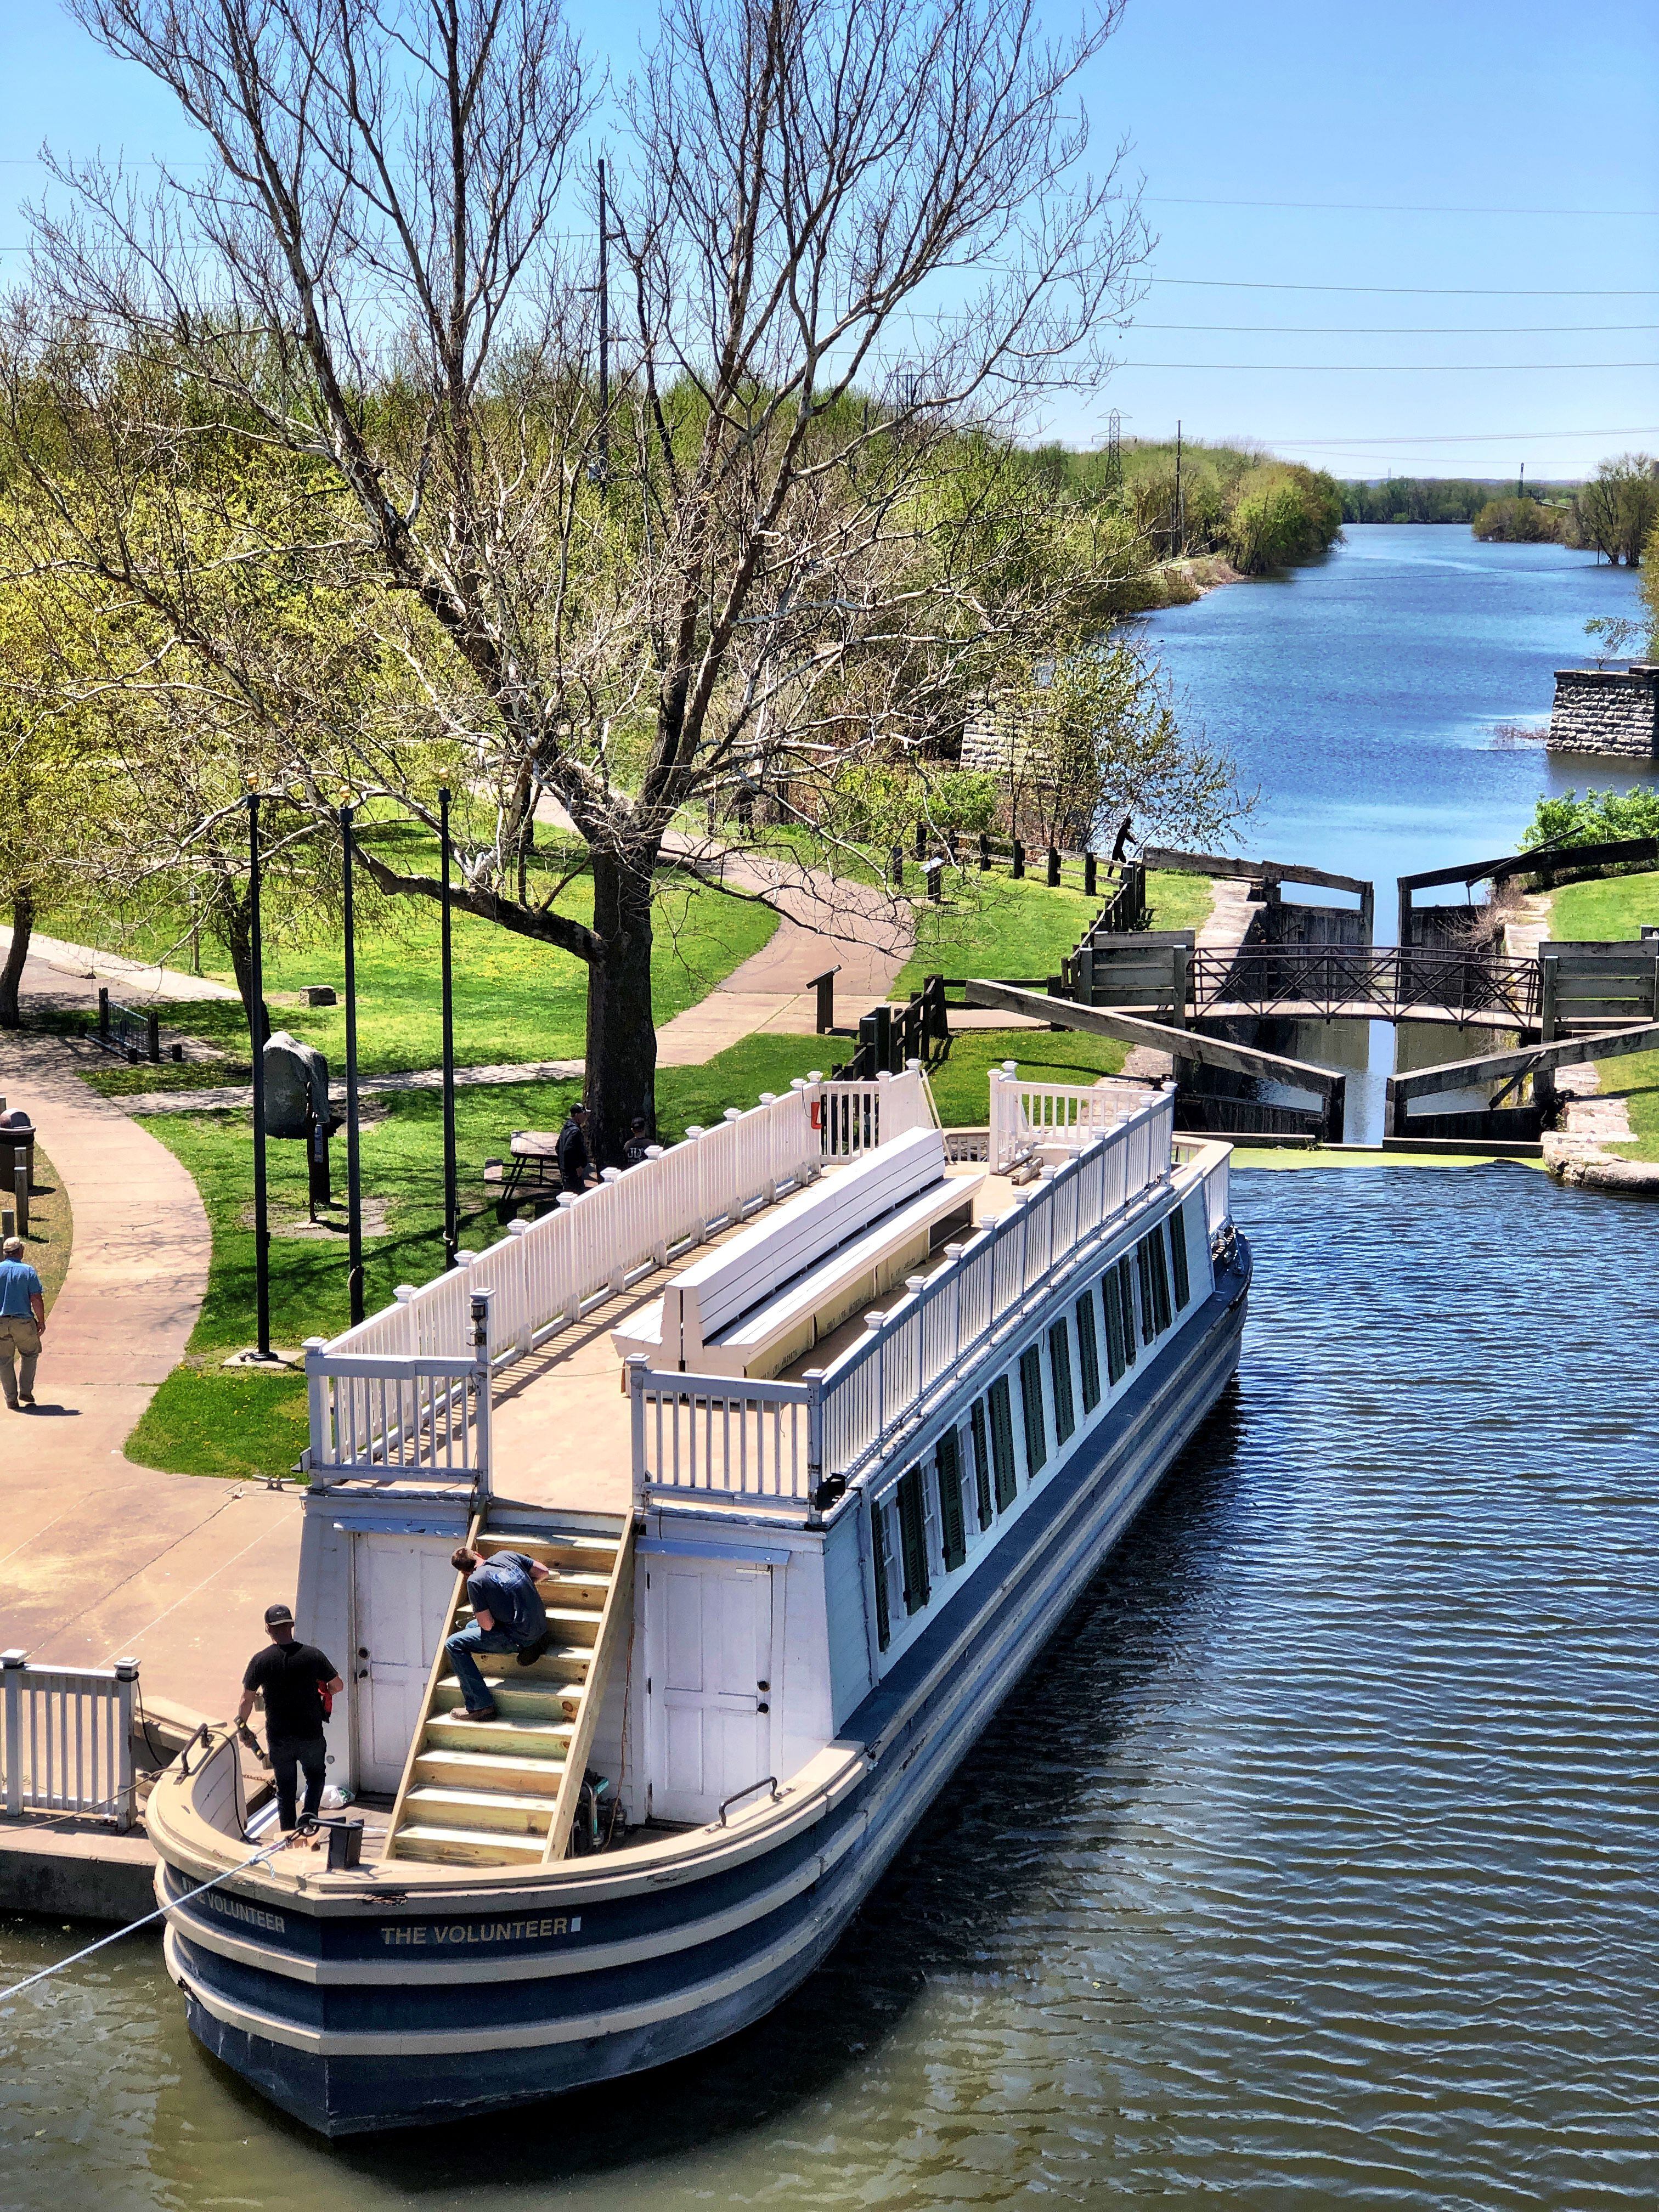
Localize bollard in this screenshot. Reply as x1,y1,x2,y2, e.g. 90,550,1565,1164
1046,845,1061,888
98,985,110,1046
979,831,991,873
925,858,944,904
146,1009,161,1064
12,1163,26,1240
913,820,926,861
1011,838,1025,879
890,847,904,890
1084,851,1097,899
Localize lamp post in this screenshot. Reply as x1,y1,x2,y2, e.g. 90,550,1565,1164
438,786,458,1268
247,792,273,1360
340,804,365,1326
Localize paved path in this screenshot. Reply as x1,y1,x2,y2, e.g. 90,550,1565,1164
117,1053,586,1118
1,924,241,1005
1,1034,300,1723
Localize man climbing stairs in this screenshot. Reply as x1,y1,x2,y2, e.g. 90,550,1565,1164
383,1514,634,1867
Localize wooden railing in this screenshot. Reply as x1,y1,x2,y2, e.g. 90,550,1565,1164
1189,944,1541,1025
1,1651,140,1829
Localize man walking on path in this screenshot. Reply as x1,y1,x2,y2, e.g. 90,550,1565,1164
0,1235,45,1410
556,1101,592,1195
445,1547,561,1720
236,1604,344,1831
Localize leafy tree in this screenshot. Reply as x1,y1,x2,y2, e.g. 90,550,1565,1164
1471,497,1567,545
1570,455,1659,566
13,0,1154,1161
1522,787,1659,849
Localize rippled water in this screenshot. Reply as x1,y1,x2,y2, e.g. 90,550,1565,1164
1141,524,1649,895
6,1165,1658,2207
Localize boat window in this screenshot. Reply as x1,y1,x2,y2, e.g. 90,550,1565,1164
1170,1202,1192,1309
1103,1268,1129,1385
1019,1345,1047,1475
1118,1254,1141,1361
936,1427,967,1570
870,1495,893,1650
1076,1286,1102,1411
898,1465,931,1614
988,1375,1018,1510
970,1398,994,1528
1049,1319,1076,1446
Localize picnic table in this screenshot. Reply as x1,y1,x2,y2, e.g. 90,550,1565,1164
483,1130,564,1220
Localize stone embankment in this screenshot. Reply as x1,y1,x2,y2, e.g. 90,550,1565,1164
1547,664,1659,759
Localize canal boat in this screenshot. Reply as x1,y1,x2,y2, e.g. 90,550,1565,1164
144,1064,1248,2135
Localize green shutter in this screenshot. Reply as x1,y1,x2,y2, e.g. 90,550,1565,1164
1136,1238,1158,1343
970,1398,994,1528
1049,1319,1076,1445
870,1497,891,1650
1118,1255,1139,1364
1076,1286,1102,1410
988,1376,1018,1509
1149,1228,1172,1332
1019,1345,1047,1474
936,1428,967,1570
1103,1271,1126,1384
1170,1203,1192,1308
898,1465,930,1613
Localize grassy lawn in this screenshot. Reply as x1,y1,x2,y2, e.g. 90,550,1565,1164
894,867,1215,996
67,864,779,1093
15,1142,72,1317
125,1021,1132,1479
1548,868,1659,941
1585,1046,1659,1164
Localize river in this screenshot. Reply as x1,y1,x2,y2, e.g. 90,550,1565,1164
7,527,1659,2207
1141,521,1648,896
5,1167,1658,2207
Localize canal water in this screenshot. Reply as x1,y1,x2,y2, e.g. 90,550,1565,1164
1139,523,1650,1139
1141,521,1650,898
6,1166,1658,2208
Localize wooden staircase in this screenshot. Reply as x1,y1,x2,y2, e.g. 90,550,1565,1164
382,1514,635,1868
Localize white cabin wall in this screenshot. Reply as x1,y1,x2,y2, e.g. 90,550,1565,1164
295,1506,355,1786
825,1509,874,1729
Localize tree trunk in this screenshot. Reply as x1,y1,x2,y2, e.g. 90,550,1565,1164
584,846,658,1167
218,884,268,1045
0,887,35,1029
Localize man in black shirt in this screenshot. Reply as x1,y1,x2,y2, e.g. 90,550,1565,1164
236,1602,343,1831
556,1102,592,1194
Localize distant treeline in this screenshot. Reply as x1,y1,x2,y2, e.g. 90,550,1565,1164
1340,478,1561,524
1030,437,1345,583
1474,455,1658,565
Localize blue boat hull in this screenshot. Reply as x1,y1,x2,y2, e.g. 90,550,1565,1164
164,1240,1250,2134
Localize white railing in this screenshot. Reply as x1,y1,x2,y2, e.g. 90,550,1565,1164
630,1362,817,1511
989,1068,1157,1173
1,1651,139,1829
819,1066,935,1158
633,1087,1189,1513
305,1079,887,1487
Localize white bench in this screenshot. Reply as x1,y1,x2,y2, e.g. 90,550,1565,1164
614,1127,980,1379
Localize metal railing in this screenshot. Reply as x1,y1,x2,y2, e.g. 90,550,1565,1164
1189,944,1541,1025
634,1088,1188,1513
1,1651,139,1829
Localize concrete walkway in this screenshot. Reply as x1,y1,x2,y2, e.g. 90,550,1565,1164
0,1033,300,1721
1,923,241,1005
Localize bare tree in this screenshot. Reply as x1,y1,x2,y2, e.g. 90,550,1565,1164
13,0,1149,1158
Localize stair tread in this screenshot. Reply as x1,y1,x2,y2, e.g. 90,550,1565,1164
413,1747,567,1781
394,1823,545,1858
425,1714,574,1743
407,1785,555,1819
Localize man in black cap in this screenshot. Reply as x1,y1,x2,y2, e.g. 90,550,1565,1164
556,1100,592,1195
236,1603,343,1832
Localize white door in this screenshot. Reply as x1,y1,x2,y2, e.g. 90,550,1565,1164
352,1536,455,1793
653,1560,776,1825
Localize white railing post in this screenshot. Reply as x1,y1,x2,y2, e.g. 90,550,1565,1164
470,1290,493,1505
628,1357,649,1510
112,1657,138,1831
804,1368,826,1523
2,1651,22,1816
303,1336,329,1484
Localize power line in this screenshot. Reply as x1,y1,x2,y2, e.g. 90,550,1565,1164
1254,424,1659,447
1130,321,1659,336
1147,195,1659,218
1148,278,1659,297
1116,359,1657,372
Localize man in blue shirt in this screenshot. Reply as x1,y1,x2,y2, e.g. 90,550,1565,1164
444,1545,561,1720
0,1236,45,1410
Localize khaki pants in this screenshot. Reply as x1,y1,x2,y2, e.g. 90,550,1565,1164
0,1316,40,1404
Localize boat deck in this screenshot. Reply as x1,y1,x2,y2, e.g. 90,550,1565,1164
486,1159,1020,1518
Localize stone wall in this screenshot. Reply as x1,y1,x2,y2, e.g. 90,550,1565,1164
1547,665,1659,759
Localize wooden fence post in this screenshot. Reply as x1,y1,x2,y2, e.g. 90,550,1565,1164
1084,851,1097,899
914,820,926,861
978,831,991,873
890,847,904,890
1539,954,1558,1043
146,1009,161,1064
1012,839,1025,879
98,986,110,1046
1046,845,1061,887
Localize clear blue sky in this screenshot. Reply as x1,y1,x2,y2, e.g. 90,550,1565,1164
3,0,1656,479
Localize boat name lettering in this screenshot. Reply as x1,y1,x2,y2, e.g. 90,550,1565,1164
379,1915,584,1946
204,1893,286,1933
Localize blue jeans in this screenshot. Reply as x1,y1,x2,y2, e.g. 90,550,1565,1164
445,1622,520,1712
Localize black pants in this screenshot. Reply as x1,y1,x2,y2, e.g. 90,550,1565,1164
269,1734,326,1831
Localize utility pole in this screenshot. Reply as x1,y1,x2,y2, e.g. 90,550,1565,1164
1105,408,1122,494
1173,419,1184,554
595,157,610,488
1518,459,1526,501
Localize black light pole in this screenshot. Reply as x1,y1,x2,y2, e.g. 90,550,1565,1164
596,157,610,486
340,804,365,1326
247,792,272,1359
438,786,458,1267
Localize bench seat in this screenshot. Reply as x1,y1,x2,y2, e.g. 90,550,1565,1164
613,1127,979,1379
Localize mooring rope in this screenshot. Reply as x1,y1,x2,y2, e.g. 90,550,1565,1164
0,1822,313,2006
